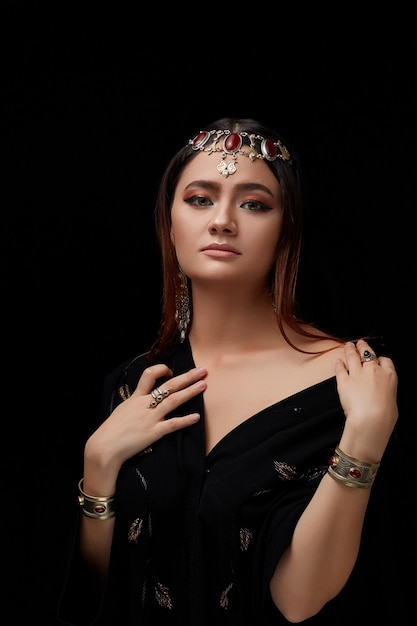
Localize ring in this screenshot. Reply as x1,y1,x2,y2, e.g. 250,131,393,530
360,350,378,363
148,387,170,409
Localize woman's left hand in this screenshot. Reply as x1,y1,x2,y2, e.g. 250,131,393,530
334,338,398,462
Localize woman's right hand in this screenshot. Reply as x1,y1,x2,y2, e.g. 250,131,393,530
83,364,207,494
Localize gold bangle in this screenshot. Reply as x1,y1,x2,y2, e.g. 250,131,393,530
328,446,380,489
77,478,116,520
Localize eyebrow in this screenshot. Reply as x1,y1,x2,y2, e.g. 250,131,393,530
183,180,276,198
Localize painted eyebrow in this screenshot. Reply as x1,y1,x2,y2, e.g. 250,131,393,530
183,180,276,198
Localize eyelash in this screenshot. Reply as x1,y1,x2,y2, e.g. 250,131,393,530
184,195,272,213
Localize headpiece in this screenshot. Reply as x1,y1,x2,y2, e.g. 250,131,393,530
189,129,292,177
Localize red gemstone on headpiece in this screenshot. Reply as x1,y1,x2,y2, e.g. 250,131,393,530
224,133,242,153
261,139,278,160
192,131,210,150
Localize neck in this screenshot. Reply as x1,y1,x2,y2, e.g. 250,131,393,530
188,284,282,350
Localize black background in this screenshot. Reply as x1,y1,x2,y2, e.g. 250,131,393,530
3,3,415,624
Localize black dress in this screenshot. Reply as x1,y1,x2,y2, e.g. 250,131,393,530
56,338,393,625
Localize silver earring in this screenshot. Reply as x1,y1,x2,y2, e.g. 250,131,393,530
175,268,190,342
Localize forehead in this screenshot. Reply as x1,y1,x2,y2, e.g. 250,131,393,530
177,150,281,192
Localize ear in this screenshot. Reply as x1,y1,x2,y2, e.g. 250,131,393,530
170,228,175,245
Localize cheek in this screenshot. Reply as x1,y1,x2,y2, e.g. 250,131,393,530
171,209,202,246
249,224,281,270
254,219,281,250
170,209,184,246
170,213,196,263
170,220,186,249
170,206,186,245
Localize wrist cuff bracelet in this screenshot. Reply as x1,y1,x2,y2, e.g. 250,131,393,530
328,446,380,489
78,479,116,520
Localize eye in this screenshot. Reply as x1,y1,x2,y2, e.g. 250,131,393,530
241,199,272,212
184,195,213,208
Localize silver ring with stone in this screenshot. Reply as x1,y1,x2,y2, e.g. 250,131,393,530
148,387,170,408
360,350,378,363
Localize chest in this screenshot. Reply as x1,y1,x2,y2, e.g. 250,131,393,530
201,352,336,455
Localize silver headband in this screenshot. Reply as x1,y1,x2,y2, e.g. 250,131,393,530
189,129,292,177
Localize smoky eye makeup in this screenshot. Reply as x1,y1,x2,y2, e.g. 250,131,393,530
184,195,213,208
240,199,273,212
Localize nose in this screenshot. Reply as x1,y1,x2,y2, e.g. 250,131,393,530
208,203,237,235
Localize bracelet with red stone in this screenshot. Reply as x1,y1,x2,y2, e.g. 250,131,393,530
328,446,380,489
77,479,115,520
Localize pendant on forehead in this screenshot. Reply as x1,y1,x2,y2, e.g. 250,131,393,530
189,129,292,176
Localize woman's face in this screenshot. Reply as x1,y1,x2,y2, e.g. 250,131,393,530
170,150,284,290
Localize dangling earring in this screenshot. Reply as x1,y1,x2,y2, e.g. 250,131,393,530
175,268,190,343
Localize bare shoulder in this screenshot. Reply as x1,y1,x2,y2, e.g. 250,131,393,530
289,324,345,353
291,330,346,381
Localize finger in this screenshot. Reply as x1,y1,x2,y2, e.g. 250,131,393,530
342,341,363,371
161,413,201,434
345,339,380,370
377,355,396,372
334,356,348,377
148,377,207,412
148,366,207,397
356,339,379,365
134,364,174,395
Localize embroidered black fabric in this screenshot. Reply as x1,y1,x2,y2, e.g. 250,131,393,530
56,338,395,626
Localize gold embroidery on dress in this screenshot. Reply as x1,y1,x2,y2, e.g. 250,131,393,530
239,527,253,551
139,446,153,456
155,582,173,609
118,384,131,401
220,582,234,609
274,460,297,480
128,517,144,542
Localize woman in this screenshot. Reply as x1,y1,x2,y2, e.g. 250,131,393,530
57,118,398,625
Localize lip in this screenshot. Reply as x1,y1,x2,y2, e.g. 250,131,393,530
200,243,241,257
